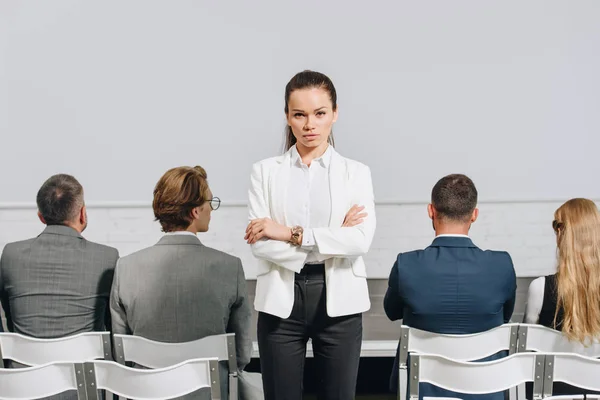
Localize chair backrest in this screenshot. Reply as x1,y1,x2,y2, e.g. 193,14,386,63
0,362,87,400
113,333,236,371
544,394,597,400
0,332,111,365
531,397,600,400
84,358,221,400
410,352,545,400
518,324,600,357
398,323,519,367
544,353,600,397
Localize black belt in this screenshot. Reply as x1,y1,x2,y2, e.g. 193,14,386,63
295,263,325,280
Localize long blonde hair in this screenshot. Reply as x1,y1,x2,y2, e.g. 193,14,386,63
553,198,600,343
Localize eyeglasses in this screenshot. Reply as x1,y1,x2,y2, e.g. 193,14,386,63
552,219,564,232
208,197,221,211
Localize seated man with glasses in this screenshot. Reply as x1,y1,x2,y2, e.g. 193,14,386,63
110,166,252,399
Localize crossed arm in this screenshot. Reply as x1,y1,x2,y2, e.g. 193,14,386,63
245,162,375,273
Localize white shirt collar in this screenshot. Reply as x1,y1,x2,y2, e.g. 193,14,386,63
291,144,332,168
435,234,470,238
165,231,197,236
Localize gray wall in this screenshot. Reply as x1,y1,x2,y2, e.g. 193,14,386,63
1,1,599,205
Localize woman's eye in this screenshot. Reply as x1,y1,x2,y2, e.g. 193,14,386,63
316,111,326,116
294,113,304,118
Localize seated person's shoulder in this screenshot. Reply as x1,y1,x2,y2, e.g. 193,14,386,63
1,237,43,263
84,240,119,261
528,276,545,294
480,249,516,280
1,238,36,255
394,249,427,271
202,246,242,268
481,249,514,267
396,249,425,262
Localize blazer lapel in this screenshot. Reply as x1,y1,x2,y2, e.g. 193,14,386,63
328,148,347,227
270,149,292,225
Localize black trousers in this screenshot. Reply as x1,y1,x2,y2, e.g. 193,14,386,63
257,264,362,400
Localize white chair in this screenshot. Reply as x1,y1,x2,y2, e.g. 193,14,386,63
409,352,545,400
543,396,598,400
83,358,221,400
423,397,463,399
0,331,112,366
0,362,87,399
397,324,520,400
113,333,237,399
517,324,600,357
543,353,600,398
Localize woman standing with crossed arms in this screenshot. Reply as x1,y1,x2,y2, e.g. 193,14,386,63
245,70,376,400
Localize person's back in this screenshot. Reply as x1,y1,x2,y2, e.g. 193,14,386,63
384,174,516,400
110,165,252,400
111,237,249,343
1,226,117,337
0,174,118,338
393,237,514,333
0,174,118,400
524,198,600,397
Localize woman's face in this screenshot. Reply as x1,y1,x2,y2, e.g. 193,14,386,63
286,87,337,151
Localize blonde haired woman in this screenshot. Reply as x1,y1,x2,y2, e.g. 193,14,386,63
524,198,600,395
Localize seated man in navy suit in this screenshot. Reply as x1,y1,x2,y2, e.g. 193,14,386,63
384,174,516,400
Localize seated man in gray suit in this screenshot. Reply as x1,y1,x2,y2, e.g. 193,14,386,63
384,174,517,400
110,166,253,399
0,174,119,339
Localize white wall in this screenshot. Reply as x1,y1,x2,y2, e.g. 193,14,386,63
2,200,591,279
1,1,599,204
1,1,599,277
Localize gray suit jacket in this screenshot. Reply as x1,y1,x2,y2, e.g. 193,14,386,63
110,234,253,399
0,225,118,400
0,225,118,338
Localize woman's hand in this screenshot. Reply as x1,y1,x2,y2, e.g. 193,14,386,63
245,218,292,244
343,205,367,227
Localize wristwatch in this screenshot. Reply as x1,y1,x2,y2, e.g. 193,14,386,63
290,225,303,246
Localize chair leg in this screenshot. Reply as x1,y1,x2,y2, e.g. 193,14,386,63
400,368,407,400
508,386,516,400
229,375,238,400
516,383,526,400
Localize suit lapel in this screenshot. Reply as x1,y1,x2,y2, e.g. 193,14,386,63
328,148,347,227
270,149,292,225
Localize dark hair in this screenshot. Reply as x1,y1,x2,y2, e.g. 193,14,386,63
431,174,478,222
36,174,84,225
284,70,337,151
153,166,210,232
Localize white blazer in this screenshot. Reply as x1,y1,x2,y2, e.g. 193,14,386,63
248,147,376,319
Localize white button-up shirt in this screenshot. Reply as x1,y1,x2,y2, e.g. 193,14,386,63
287,144,332,263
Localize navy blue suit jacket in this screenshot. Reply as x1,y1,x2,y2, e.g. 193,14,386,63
384,236,517,400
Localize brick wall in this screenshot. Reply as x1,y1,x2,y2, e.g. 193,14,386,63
1,200,591,334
